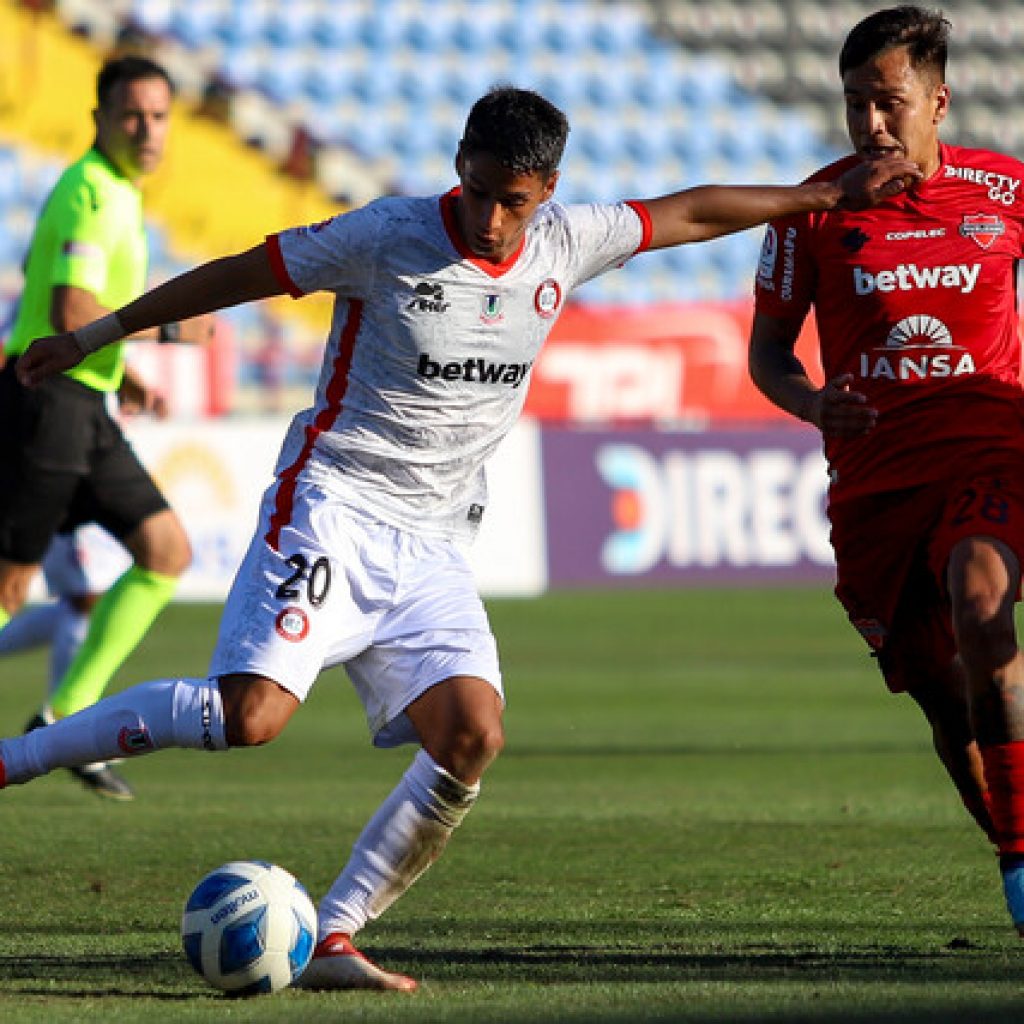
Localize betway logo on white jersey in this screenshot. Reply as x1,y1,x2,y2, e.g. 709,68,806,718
417,353,532,388
853,262,980,295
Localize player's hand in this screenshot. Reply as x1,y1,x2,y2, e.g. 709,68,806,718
118,374,169,419
803,373,878,437
16,333,84,387
837,157,922,210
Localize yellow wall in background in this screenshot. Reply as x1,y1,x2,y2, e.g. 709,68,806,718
0,0,337,329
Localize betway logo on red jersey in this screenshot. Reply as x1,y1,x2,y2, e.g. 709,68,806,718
853,262,980,295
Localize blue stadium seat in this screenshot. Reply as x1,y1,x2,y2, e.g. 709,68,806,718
169,1,221,49
0,148,23,208
265,6,316,49
451,9,504,54
590,9,645,57
257,53,307,105
356,10,406,54
402,8,458,54
303,61,356,106
542,8,598,55
311,7,359,51
220,43,261,90
128,0,174,38
351,62,397,107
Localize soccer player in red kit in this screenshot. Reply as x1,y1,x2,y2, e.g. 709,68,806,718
749,5,1024,935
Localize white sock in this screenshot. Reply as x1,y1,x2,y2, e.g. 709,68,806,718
0,677,228,785
48,599,90,697
317,748,480,939
0,603,62,655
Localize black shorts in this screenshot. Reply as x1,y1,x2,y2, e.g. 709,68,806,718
0,359,169,564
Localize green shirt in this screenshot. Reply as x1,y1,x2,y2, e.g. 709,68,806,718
7,147,148,392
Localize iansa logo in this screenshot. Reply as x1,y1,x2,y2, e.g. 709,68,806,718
858,314,975,380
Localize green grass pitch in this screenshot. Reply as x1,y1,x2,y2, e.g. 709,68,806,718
1,588,1022,1022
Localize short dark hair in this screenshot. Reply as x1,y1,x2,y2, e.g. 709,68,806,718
96,55,175,108
839,6,950,81
460,86,569,177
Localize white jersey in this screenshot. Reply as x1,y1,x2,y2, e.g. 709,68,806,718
265,190,650,542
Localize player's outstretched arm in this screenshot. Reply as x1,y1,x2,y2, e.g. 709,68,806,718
16,243,285,388
641,156,921,249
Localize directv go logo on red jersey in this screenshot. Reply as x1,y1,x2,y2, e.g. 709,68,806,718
945,164,1020,205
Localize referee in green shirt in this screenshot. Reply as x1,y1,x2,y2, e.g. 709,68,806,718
0,55,213,799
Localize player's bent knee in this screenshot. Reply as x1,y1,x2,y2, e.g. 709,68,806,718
218,674,298,747
439,719,505,780
955,601,1018,672
0,561,37,616
126,511,193,577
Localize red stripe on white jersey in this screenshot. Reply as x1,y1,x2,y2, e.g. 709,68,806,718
264,300,364,551
265,233,304,298
625,200,654,253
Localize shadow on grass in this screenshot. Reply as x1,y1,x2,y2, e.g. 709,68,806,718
380,939,1020,985
1,941,1022,1022
0,951,203,1000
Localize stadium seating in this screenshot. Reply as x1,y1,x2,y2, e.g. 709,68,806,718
54,0,827,305
9,0,1016,398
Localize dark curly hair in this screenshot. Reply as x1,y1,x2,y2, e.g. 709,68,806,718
460,86,569,177
839,6,950,81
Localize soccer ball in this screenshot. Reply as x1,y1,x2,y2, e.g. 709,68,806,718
181,860,317,995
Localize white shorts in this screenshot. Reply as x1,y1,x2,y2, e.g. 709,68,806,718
208,479,503,747
42,525,130,598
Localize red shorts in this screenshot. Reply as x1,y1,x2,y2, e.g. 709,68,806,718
830,461,1024,693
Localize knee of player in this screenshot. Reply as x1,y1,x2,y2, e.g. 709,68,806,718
155,530,192,577
956,609,1019,675
447,718,505,776
955,594,1015,645
0,565,34,616
132,513,193,577
222,685,296,747
224,705,285,747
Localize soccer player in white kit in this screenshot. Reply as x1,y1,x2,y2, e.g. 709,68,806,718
4,87,919,990
0,525,128,698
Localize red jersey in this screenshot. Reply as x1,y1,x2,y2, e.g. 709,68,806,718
753,142,1024,499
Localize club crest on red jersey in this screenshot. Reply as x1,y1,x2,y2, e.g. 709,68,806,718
960,213,1005,250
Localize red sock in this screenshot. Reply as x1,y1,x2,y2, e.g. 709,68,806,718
961,787,997,846
980,741,1024,855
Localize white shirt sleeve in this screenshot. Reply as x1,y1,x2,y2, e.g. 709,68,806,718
271,201,386,298
561,201,648,287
